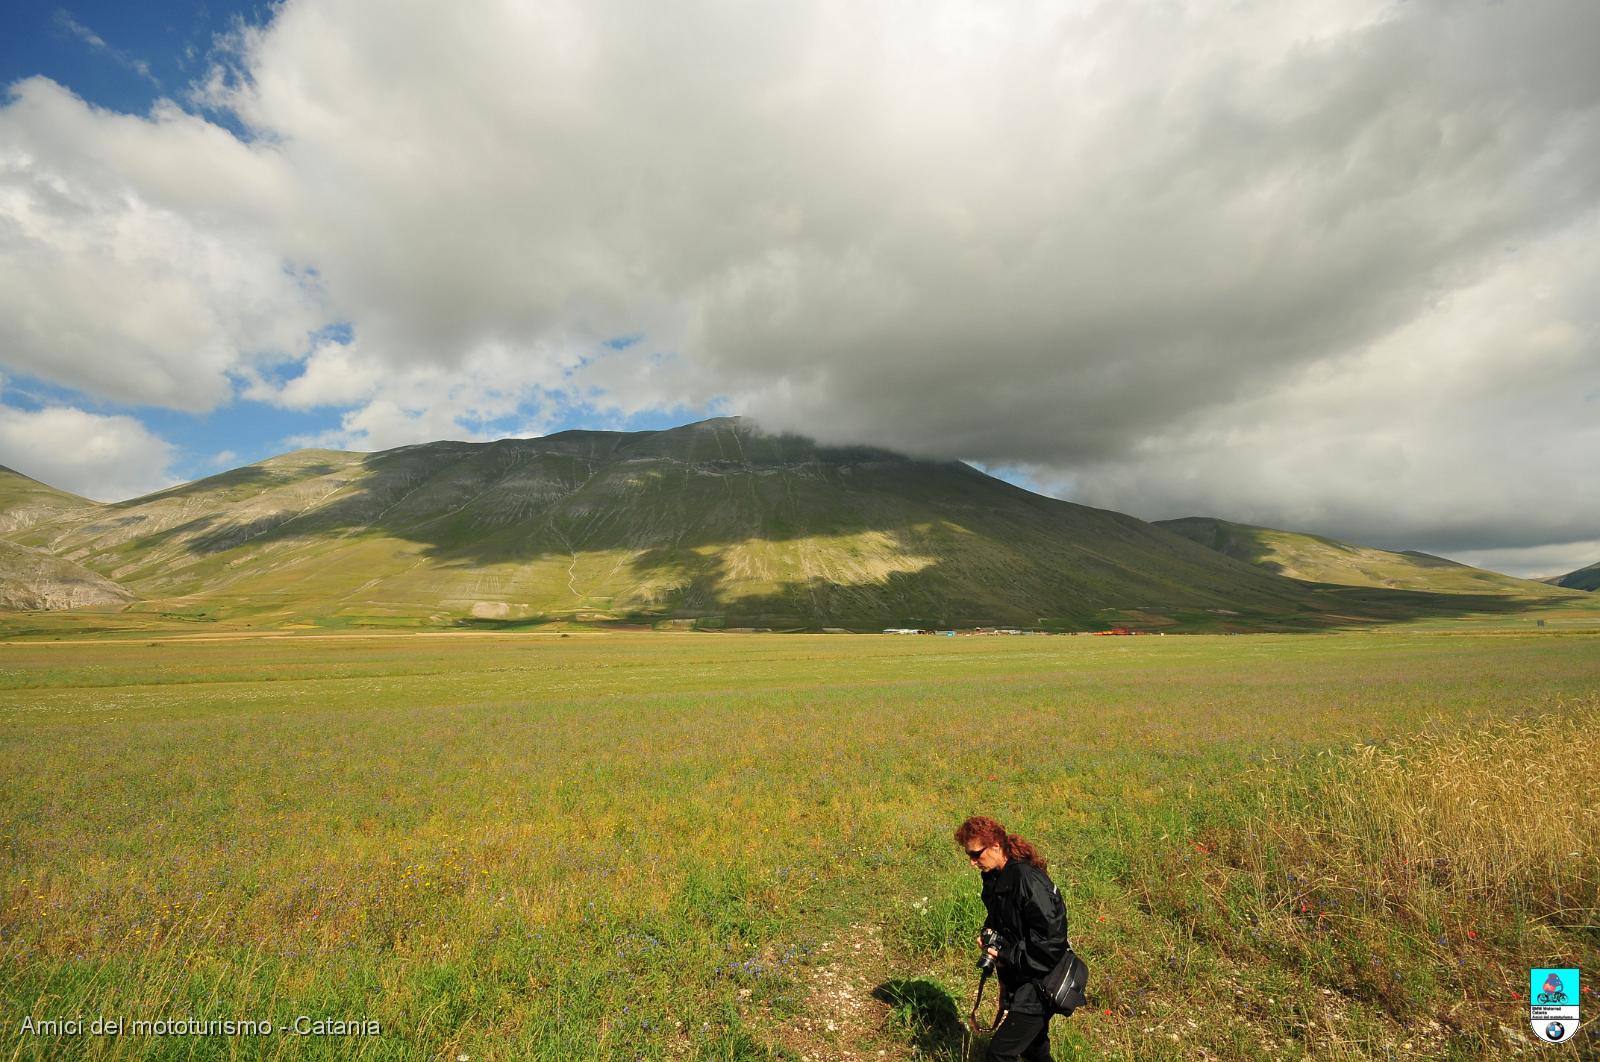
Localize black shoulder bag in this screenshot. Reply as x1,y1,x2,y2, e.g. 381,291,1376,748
1036,941,1089,1015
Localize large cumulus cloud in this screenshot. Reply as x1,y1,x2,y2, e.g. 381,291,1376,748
0,403,176,501
0,79,316,409
1,0,1597,564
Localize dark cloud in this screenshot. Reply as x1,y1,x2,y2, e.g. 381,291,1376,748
2,0,1597,564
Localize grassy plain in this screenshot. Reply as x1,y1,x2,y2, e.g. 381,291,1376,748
2,631,1597,1060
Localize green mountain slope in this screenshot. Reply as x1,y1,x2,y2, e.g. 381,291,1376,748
1157,516,1574,597
0,465,99,533
7,419,1324,629
1549,560,1600,591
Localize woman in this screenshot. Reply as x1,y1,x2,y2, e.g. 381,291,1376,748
956,815,1068,1062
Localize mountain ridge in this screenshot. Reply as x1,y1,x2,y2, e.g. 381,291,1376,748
1548,559,1600,592
1,420,1586,632
2,419,1317,630
1155,516,1572,597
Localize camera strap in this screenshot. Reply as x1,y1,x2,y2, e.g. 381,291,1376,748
967,967,992,1033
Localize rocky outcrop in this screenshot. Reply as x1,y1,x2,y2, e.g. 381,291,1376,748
0,540,133,610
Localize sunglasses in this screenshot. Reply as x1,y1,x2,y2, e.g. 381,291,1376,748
965,846,989,860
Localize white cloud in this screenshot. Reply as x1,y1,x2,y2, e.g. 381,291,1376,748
1,0,1597,555
54,11,160,86
248,339,384,410
0,405,177,501
275,340,577,451
0,78,320,410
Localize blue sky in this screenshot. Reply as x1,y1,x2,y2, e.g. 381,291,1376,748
1,2,266,117
2,1,1597,576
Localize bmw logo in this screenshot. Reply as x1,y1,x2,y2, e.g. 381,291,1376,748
1545,1021,1566,1041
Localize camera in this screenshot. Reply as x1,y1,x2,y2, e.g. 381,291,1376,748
977,928,1005,971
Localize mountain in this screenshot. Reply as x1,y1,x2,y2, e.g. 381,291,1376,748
3,418,1326,630
0,465,99,533
1548,560,1600,592
0,540,133,611
1156,516,1573,596
0,468,132,610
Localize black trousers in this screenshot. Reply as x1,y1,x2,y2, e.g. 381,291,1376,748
986,1009,1052,1062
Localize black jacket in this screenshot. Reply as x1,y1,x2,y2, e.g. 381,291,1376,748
980,858,1068,1015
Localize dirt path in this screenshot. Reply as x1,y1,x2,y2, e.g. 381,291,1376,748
763,922,976,1062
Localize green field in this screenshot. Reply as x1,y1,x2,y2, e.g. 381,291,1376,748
2,631,1597,1060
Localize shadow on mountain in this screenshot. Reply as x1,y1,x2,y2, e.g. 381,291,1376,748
126,514,222,552
446,513,1584,632
190,514,307,554
1279,583,1583,632
467,558,1587,633
1156,517,1286,570
75,423,1597,631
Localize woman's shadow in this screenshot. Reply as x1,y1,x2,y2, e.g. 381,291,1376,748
872,978,970,1059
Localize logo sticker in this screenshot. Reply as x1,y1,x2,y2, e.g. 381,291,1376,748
1529,968,1579,1044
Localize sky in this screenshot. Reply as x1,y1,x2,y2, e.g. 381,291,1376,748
1,0,1597,578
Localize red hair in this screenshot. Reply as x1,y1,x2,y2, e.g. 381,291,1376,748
954,815,1046,872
